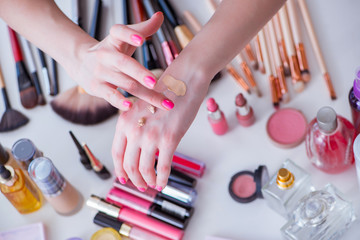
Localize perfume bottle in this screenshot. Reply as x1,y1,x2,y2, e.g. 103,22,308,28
348,68,360,134
281,184,356,240
206,98,228,135
0,165,42,214
261,159,314,218
305,106,356,174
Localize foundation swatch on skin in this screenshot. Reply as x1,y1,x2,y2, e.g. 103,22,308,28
162,75,187,96
138,117,146,127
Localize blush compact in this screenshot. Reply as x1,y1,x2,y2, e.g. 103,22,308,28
228,165,269,203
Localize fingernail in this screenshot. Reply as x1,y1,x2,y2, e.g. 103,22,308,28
131,34,143,46
162,99,174,110
149,185,156,189
138,187,146,192
122,100,132,108
144,76,156,88
156,185,163,191
119,177,127,184
154,11,163,17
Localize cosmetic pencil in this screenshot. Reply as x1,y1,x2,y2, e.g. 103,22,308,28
94,212,168,240
244,43,259,70
107,188,189,229
20,37,46,105
278,6,305,92
113,179,193,219
0,65,29,132
286,0,310,82
69,131,92,170
83,144,111,180
8,27,38,109
297,0,336,100
143,0,175,66
87,195,184,240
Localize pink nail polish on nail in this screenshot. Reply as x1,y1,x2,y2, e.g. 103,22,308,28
144,76,156,88
131,34,142,46
119,177,127,184
122,100,132,108
162,99,174,110
149,185,156,189
138,187,146,192
156,186,163,191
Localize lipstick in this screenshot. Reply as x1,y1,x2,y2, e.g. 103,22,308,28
235,93,255,127
94,211,168,240
171,152,205,177
113,179,193,219
206,98,228,135
87,195,184,240
107,188,189,229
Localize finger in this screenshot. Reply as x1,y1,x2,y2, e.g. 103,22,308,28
156,146,176,191
96,83,133,111
123,144,147,191
100,50,158,89
109,24,145,48
129,11,164,38
138,146,157,188
112,129,129,184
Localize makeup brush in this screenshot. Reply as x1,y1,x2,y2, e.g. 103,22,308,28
20,37,46,105
244,43,259,70
71,0,83,29
234,53,261,97
83,143,111,180
273,14,291,77
297,0,336,100
278,5,305,93
37,49,53,96
157,0,194,49
0,65,29,132
255,35,266,74
8,27,38,109
69,130,92,170
50,59,59,96
90,0,102,40
286,0,310,82
226,64,251,95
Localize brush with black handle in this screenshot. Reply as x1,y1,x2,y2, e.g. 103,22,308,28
69,130,92,170
20,36,46,105
37,49,55,96
8,27,38,109
0,65,29,132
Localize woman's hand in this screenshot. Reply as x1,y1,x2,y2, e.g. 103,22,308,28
73,12,174,111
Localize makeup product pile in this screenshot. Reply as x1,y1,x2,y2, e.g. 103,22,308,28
86,152,205,240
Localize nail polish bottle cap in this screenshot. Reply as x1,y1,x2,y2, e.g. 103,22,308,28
316,106,337,134
228,165,269,203
353,67,360,99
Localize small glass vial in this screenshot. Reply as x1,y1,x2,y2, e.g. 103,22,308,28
281,184,356,240
206,98,228,135
12,139,43,170
348,68,360,134
0,165,42,214
28,157,83,216
305,106,356,174
261,159,314,219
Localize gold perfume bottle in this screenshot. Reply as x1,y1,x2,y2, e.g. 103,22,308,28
0,165,42,214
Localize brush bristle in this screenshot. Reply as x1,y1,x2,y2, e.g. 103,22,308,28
20,87,38,109
37,94,46,106
0,109,29,132
50,87,118,125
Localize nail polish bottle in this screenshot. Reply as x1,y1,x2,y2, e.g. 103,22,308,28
261,159,315,218
281,184,356,240
0,165,42,214
305,106,356,174
28,157,83,216
206,98,228,135
235,93,255,127
349,68,360,134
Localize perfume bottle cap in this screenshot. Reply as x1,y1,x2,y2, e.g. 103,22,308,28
353,68,360,99
0,144,9,165
276,168,294,189
316,106,337,133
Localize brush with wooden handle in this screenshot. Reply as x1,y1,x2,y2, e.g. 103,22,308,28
0,65,29,132
8,27,38,109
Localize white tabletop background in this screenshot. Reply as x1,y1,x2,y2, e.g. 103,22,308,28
1,0,360,239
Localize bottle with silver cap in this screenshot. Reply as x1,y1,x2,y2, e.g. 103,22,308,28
12,138,43,170
305,106,356,174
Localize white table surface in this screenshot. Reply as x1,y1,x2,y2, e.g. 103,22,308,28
1,0,360,239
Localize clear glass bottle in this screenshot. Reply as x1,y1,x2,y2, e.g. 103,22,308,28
261,159,314,219
281,184,356,240
0,165,42,214
305,106,356,174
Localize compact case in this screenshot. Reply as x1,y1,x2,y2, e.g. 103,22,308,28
228,165,269,203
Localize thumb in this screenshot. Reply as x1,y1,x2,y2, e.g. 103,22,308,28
129,12,164,38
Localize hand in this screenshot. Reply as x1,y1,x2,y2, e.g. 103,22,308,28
73,12,174,111
111,66,209,191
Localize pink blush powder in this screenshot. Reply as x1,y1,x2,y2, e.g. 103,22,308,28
267,108,307,148
232,174,256,198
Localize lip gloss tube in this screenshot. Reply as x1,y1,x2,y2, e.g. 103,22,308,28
107,188,189,229
94,211,168,240
87,195,184,240
206,98,228,135
113,180,193,219
161,181,197,207
171,152,205,177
